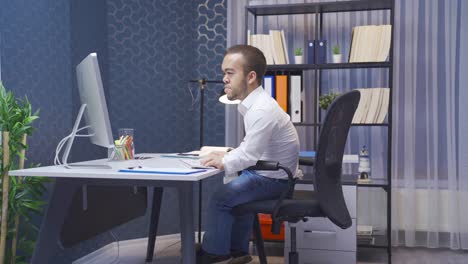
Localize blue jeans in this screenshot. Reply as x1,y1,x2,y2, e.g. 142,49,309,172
202,170,289,255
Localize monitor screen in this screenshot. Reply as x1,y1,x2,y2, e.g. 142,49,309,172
76,53,113,148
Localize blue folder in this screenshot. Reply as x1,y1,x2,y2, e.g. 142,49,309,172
316,40,327,64
299,151,316,158
119,167,207,175
307,40,315,64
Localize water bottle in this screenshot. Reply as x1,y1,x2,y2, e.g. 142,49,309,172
358,145,371,181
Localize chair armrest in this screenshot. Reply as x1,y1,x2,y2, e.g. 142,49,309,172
247,160,280,171
248,160,298,234
247,160,295,184
269,174,297,234
299,157,314,166
272,164,297,232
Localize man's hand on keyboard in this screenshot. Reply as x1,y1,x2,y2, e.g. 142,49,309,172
200,151,226,170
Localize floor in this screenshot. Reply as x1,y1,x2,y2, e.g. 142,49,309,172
73,234,468,264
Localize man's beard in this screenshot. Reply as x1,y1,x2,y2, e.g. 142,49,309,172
227,79,248,100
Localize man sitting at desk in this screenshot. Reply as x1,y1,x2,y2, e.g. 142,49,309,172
199,45,300,263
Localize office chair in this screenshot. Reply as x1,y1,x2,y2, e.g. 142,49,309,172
232,90,360,264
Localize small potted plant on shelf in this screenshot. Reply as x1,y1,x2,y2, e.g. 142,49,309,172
319,90,341,110
332,45,342,63
294,48,303,64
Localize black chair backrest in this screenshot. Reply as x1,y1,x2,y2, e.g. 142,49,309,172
314,90,360,229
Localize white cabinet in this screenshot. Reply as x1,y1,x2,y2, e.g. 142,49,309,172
284,184,357,264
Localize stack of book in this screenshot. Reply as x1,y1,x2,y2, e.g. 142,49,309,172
349,25,392,62
248,30,289,65
352,88,390,124
357,225,375,245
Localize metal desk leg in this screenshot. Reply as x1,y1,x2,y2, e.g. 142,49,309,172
198,180,202,244
179,182,196,264
31,178,79,264
145,187,164,262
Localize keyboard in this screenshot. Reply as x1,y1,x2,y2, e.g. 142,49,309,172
178,159,214,169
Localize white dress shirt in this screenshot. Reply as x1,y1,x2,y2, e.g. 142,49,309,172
223,86,300,179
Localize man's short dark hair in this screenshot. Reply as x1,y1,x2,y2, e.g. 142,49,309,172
225,45,266,86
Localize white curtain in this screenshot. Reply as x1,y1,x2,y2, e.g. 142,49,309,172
458,0,468,250
225,0,248,147
391,0,468,249
227,0,468,249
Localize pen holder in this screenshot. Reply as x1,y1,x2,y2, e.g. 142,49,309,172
109,144,127,161
118,128,135,159
109,128,135,161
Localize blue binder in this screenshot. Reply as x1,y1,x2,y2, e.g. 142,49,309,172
316,39,327,64
263,75,275,98
307,40,315,64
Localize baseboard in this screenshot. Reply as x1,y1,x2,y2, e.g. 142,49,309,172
73,233,186,264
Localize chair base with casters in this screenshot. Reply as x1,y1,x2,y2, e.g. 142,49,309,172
233,90,361,264
236,188,325,264
233,161,317,264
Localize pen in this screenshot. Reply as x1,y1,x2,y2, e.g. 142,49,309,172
177,153,199,157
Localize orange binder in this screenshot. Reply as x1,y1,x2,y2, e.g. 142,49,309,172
275,75,288,112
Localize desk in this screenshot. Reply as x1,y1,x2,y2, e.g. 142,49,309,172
9,154,221,264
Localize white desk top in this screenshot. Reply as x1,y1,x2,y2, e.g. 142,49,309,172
9,153,221,181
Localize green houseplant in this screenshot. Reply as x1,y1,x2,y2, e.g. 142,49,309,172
0,82,48,264
332,44,342,63
332,45,340,55
294,47,303,56
319,91,341,110
294,48,303,64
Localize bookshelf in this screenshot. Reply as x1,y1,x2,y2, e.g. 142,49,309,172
266,61,391,70
245,0,394,263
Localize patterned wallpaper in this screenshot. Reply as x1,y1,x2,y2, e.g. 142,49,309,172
105,0,226,151
107,0,197,153
196,0,227,146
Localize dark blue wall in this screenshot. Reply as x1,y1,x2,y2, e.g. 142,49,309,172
0,1,72,166
1,0,226,262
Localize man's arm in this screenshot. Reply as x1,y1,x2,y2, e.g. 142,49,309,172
220,111,278,174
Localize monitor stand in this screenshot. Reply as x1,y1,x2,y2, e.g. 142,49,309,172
61,104,112,169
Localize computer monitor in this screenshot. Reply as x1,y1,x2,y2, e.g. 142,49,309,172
76,53,113,148
56,53,114,168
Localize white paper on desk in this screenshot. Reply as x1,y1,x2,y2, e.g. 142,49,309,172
167,147,232,158
119,167,206,175
160,153,200,159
